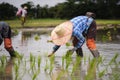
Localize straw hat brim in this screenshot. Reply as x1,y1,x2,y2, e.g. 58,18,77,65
51,21,73,45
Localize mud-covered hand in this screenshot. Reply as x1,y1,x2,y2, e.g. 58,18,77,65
66,47,77,57
48,52,54,57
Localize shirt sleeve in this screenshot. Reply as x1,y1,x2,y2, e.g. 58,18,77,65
53,45,60,52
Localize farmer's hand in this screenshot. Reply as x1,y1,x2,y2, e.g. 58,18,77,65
48,52,54,57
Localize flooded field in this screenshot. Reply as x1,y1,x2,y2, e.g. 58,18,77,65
0,28,120,80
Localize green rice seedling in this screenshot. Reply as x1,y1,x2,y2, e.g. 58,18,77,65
65,53,72,70
109,53,119,65
30,53,33,62
98,69,106,78
37,55,41,71
71,56,82,75
62,55,65,68
29,53,37,73
14,61,20,80
34,34,40,41
0,55,7,67
85,58,97,80
49,55,55,73
0,55,7,74
110,70,120,80
97,56,104,65
65,50,73,58
65,42,71,48
56,69,69,80
49,55,55,65
44,59,49,72
32,72,39,80
31,57,36,72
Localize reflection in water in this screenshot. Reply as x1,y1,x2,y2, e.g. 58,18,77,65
50,58,71,80
51,57,98,80
0,58,14,80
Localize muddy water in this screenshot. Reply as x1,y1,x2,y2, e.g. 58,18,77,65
0,28,120,80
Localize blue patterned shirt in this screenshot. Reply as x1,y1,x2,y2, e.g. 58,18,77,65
70,16,93,49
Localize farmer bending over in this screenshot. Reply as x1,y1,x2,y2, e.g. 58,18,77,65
0,21,17,57
48,12,100,58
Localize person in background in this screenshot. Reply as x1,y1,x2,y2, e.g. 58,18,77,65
21,6,27,26
0,21,17,57
16,5,27,26
48,12,100,58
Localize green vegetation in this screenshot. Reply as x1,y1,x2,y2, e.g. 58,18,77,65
0,53,120,80
5,19,120,28
97,19,120,25
5,19,67,28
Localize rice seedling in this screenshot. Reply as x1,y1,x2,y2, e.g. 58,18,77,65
85,58,98,80
13,61,20,80
0,55,7,76
0,55,7,67
28,53,37,74
65,54,72,70
0,51,118,80
65,42,71,48
47,55,55,74
44,59,49,72
71,56,82,75
32,72,39,80
34,34,40,41
37,55,41,71
62,55,65,68
109,53,119,65
98,69,106,78
54,69,69,80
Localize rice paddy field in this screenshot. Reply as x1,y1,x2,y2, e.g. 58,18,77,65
0,26,120,80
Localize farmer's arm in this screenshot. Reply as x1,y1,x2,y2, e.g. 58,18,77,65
48,45,60,57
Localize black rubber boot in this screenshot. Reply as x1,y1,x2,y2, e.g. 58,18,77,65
90,49,100,58
76,48,83,57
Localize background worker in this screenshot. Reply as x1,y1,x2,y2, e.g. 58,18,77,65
16,5,27,26
48,12,100,58
21,6,27,26
0,21,17,57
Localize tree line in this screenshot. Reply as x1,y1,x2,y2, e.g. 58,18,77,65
0,0,120,20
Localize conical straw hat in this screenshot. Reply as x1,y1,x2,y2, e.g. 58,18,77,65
51,21,73,45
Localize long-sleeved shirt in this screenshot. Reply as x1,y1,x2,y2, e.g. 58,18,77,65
70,16,93,48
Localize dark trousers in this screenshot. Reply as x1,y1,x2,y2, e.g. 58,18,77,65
72,37,83,57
